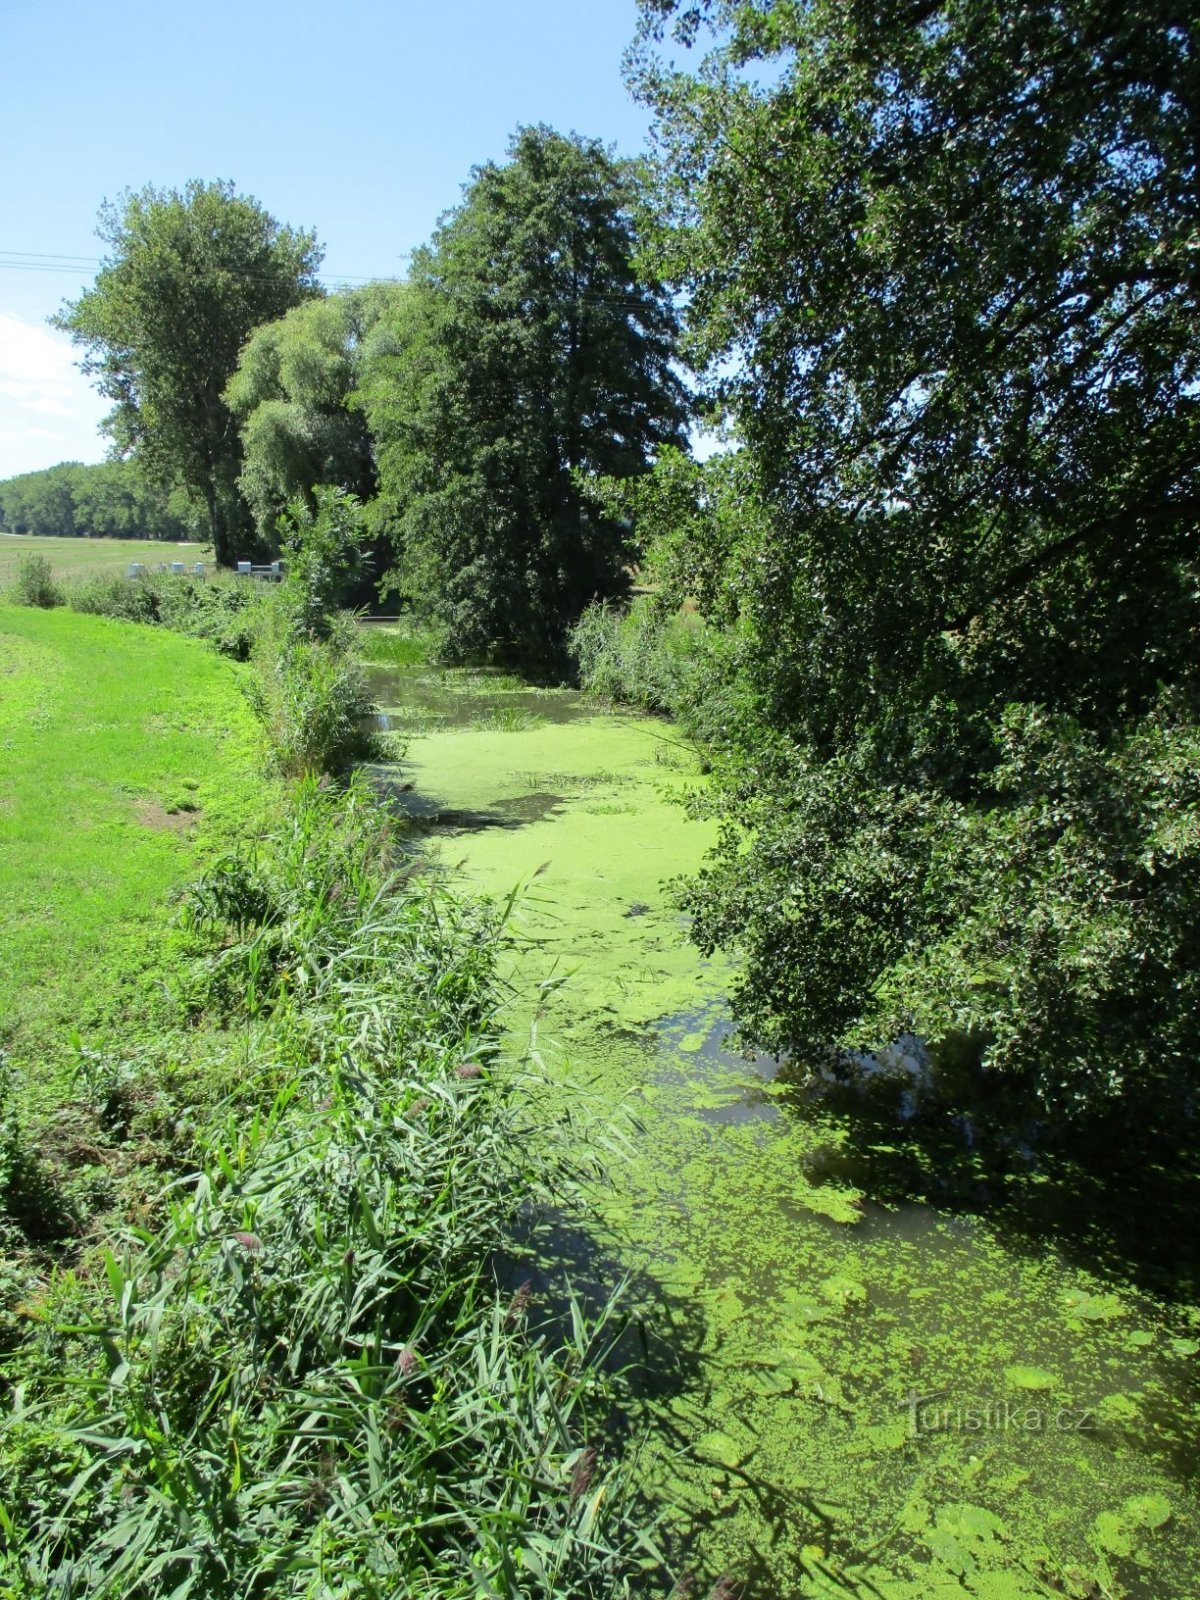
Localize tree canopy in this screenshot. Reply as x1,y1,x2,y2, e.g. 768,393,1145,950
0,460,198,540
358,125,687,660
226,283,406,546
630,0,1200,1112
55,180,323,565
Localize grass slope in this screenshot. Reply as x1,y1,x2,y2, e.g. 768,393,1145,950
0,604,267,1076
0,533,205,587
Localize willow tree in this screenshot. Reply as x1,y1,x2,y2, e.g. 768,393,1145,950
226,283,408,546
56,180,322,564
358,125,687,661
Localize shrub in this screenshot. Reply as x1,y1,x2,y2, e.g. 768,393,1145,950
67,570,265,659
570,597,740,743
248,610,382,777
12,553,62,609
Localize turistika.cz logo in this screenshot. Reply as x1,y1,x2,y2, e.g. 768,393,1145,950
906,1391,1094,1438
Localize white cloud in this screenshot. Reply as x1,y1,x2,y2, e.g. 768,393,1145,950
0,314,109,479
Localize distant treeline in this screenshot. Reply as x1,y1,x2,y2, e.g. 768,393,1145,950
0,459,201,541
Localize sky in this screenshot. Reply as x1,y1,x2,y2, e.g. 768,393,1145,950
0,0,657,481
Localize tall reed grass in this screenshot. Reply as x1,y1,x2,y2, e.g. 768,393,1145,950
0,778,655,1597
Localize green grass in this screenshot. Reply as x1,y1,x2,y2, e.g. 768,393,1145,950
1,763,650,1598
472,706,545,732
357,619,437,666
0,604,268,1074
0,533,207,588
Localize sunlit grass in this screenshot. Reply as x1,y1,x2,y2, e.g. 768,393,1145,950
0,604,267,1076
357,620,437,666
472,705,545,732
0,533,207,586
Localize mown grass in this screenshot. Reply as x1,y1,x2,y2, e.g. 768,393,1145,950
0,604,270,1080
0,534,206,588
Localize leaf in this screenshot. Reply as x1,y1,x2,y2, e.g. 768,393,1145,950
1003,1365,1057,1392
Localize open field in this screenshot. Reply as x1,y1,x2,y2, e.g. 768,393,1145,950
0,604,266,1078
0,532,208,586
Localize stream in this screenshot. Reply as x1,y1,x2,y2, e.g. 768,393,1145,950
365,645,1200,1600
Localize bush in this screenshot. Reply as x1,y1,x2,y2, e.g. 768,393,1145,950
570,597,739,743
249,609,382,777
67,570,265,659
683,694,1200,1120
12,553,62,609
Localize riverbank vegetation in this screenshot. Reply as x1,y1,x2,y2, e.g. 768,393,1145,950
600,0,1200,1149
0,551,656,1596
1,768,646,1596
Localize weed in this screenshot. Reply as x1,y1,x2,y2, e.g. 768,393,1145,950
473,706,545,732
0,778,656,1598
358,622,437,667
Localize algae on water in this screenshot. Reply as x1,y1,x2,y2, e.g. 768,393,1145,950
372,657,1200,1600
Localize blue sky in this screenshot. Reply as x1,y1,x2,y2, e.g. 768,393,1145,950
0,0,654,480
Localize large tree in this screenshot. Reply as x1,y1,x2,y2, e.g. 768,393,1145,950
225,283,407,546
55,180,322,564
633,1,1200,1113
358,126,686,660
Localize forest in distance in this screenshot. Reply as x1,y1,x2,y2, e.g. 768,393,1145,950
3,0,1199,1596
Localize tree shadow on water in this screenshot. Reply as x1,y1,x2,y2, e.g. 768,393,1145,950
493,1207,852,1600
778,1059,1200,1305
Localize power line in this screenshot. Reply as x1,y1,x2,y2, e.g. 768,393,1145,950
0,251,668,307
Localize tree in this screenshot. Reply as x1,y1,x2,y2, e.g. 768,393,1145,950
358,126,687,660
55,180,322,564
0,460,196,539
632,1,1200,1113
226,283,406,546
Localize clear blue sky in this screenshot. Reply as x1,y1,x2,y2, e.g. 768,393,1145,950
0,0,654,480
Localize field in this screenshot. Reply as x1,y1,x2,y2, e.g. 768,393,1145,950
0,603,266,1081
0,532,208,587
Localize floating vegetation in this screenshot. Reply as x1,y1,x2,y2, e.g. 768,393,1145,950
365,657,1200,1600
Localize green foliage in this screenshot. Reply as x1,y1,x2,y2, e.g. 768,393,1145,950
67,569,265,658
634,0,1200,744
277,484,369,641
11,554,63,609
247,611,381,778
240,488,381,777
226,284,406,545
54,180,322,565
570,597,736,744
358,125,686,663
0,459,199,540
1,780,650,1598
356,623,436,668
632,0,1200,1113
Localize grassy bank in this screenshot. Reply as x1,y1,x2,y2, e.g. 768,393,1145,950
0,603,654,1597
0,604,269,1079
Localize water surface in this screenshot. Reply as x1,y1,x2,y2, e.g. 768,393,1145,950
369,652,1200,1599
